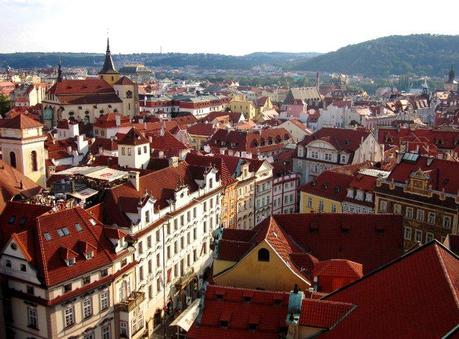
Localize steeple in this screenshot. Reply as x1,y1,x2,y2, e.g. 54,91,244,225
99,37,118,75
56,59,63,83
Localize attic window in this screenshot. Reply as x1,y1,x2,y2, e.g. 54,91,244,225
19,217,27,225
8,216,16,224
57,227,70,237
85,251,94,260
220,320,229,328
75,223,82,232
44,232,52,241
66,257,76,266
89,219,96,226
10,243,17,250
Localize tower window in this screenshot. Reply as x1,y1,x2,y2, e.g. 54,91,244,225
31,151,38,172
9,152,16,168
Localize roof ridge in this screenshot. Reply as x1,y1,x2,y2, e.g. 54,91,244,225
434,244,459,308
323,240,457,301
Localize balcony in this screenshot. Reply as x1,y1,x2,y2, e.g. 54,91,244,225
114,291,145,313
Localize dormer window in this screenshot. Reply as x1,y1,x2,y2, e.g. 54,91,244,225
89,219,96,226
66,257,76,266
85,251,94,260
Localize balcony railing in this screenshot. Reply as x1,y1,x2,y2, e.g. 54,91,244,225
114,291,145,313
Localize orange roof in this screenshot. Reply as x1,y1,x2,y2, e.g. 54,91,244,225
0,113,42,129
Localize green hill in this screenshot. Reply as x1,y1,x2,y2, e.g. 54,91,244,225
292,34,459,77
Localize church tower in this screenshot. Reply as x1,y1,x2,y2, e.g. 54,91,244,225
0,114,47,186
98,37,120,86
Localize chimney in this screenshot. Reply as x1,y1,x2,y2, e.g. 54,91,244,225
115,114,121,127
129,171,140,191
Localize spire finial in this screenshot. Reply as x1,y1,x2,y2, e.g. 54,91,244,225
106,36,110,53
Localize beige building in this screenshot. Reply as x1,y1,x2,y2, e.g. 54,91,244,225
0,204,140,339
0,113,47,186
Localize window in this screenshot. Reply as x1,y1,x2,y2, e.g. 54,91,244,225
428,212,436,225
193,227,197,240
180,215,184,226
379,200,388,213
139,266,144,282
193,207,197,218
101,324,111,339
128,148,132,156
145,211,150,224
442,216,452,229
84,331,95,339
331,204,337,213
393,204,402,215
121,147,125,156
137,147,141,155
203,221,207,233
414,229,423,242
258,248,270,262
166,246,171,260
82,276,90,285
149,284,153,299
31,151,38,172
157,277,161,292
9,152,16,168
147,235,152,248
319,200,324,213
83,296,92,319
416,209,425,222
156,230,160,242
404,227,412,240
27,285,34,295
174,241,178,254
143,145,147,154
100,289,109,310
405,207,414,219
120,321,128,337
426,232,434,242
27,306,38,329
148,259,152,274
21,264,27,272
64,283,72,292
100,268,108,277
156,253,161,267
64,304,74,327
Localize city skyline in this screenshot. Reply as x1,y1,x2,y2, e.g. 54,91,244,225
1,0,458,55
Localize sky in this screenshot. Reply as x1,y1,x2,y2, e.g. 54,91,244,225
1,0,458,55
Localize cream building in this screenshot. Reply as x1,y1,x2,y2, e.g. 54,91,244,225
0,113,47,186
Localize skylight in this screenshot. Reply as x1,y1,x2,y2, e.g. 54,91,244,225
57,229,64,237
89,218,96,226
44,232,52,241
62,227,70,236
75,223,82,232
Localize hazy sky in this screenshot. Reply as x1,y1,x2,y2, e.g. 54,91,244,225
1,0,458,55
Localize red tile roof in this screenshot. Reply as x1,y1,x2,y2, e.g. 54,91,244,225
103,161,206,227
0,160,43,213
321,242,459,338
0,112,42,129
148,131,189,157
299,298,355,329
388,155,459,194
187,285,289,339
185,153,237,186
300,171,353,202
187,122,217,137
118,128,149,145
275,214,403,274
49,79,114,95
313,259,363,279
302,128,370,153
93,112,130,128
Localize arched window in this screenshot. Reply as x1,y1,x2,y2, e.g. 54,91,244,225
31,151,38,172
9,152,16,168
258,248,270,262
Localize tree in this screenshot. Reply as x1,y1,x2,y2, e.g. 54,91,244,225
0,94,11,117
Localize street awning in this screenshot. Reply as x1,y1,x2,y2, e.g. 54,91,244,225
169,298,200,331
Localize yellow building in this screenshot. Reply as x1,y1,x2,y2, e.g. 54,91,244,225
213,217,311,292
228,94,257,120
299,171,352,213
